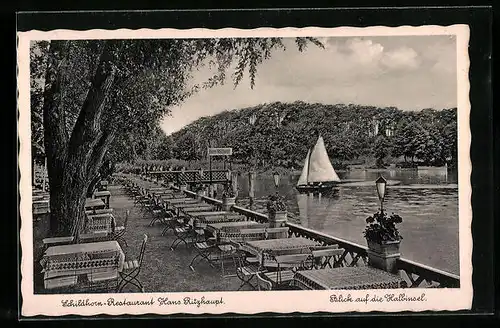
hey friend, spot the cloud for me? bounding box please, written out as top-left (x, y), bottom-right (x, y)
top-left (161, 36), bottom-right (457, 135)
top-left (381, 46), bottom-right (420, 70)
top-left (344, 38), bottom-right (384, 64)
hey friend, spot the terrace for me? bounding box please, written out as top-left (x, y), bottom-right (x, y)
top-left (34, 174), bottom-right (459, 294)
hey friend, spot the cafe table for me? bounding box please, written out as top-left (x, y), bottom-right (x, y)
top-left (93, 190), bottom-right (111, 209)
top-left (240, 237), bottom-right (320, 263)
top-left (33, 200), bottom-right (50, 219)
top-left (205, 221), bottom-right (261, 236)
top-left (180, 205), bottom-right (214, 213)
top-left (171, 201), bottom-right (204, 209)
top-left (162, 198), bottom-right (197, 205)
top-left (292, 266), bottom-right (406, 290)
top-left (195, 213), bottom-right (245, 223)
top-left (85, 198), bottom-right (106, 213)
top-left (40, 240), bottom-right (125, 290)
top-left (189, 211), bottom-right (229, 217)
top-left (85, 213), bottom-right (116, 234)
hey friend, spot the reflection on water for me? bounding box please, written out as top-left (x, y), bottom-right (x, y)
top-left (236, 168), bottom-right (459, 275)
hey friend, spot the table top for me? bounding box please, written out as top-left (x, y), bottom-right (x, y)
top-left (85, 198), bottom-right (105, 208)
top-left (32, 195), bottom-right (49, 201)
top-left (181, 205), bottom-right (215, 212)
top-left (33, 199), bottom-right (50, 205)
top-left (42, 240), bottom-right (125, 275)
top-left (293, 267), bottom-right (405, 290)
top-left (163, 198), bottom-right (196, 204)
top-left (197, 215), bottom-right (246, 224)
top-left (189, 211), bottom-right (229, 217)
top-left (242, 237), bottom-right (319, 255)
top-left (207, 220), bottom-right (260, 231)
top-left (149, 187), bottom-right (172, 191)
top-left (33, 207), bottom-right (50, 215)
top-left (172, 202), bottom-right (204, 208)
top-left (94, 191), bottom-right (111, 197)
top-left (45, 240), bottom-right (122, 257)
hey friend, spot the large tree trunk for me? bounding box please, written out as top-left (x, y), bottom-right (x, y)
top-left (43, 40), bottom-right (117, 236)
top-left (43, 41), bottom-right (70, 234)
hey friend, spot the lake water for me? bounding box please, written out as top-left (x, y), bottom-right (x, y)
top-left (233, 168), bottom-right (459, 275)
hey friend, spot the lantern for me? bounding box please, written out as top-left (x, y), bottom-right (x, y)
top-left (273, 171), bottom-right (280, 189)
top-left (375, 175), bottom-right (387, 212)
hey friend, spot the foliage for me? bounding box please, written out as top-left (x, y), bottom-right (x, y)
top-left (33, 37), bottom-right (323, 235)
top-left (161, 102), bottom-right (457, 170)
top-left (222, 184), bottom-right (236, 198)
top-left (363, 211), bottom-right (403, 244)
top-left (266, 192), bottom-right (287, 214)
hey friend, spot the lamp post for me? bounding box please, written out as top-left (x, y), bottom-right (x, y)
top-left (375, 175), bottom-right (387, 213)
top-left (248, 113), bottom-right (257, 208)
top-left (273, 171), bottom-right (280, 190)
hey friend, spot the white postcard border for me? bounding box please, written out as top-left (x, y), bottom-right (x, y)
top-left (18, 24), bottom-right (472, 316)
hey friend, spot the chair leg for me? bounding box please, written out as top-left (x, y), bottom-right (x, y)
top-left (116, 235), bottom-right (128, 248)
top-left (118, 271), bottom-right (144, 293)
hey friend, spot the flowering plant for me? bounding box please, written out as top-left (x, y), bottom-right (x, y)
top-left (222, 185), bottom-right (236, 198)
top-left (193, 183), bottom-right (205, 193)
top-left (363, 210), bottom-right (403, 243)
top-left (266, 193), bottom-right (287, 214)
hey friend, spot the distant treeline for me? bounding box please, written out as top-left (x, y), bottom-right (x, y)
top-left (133, 101), bottom-right (458, 170)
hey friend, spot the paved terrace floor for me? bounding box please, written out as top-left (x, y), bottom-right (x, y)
top-left (33, 183), bottom-right (243, 294)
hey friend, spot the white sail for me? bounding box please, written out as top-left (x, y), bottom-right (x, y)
top-left (297, 148), bottom-right (311, 186)
top-left (307, 136), bottom-right (341, 183)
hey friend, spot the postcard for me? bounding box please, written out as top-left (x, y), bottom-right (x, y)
top-left (18, 24), bottom-right (472, 316)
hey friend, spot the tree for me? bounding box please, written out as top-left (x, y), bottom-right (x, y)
top-left (372, 135), bottom-right (391, 168)
top-left (35, 37), bottom-right (324, 235)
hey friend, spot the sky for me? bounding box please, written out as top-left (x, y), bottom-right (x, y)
top-left (161, 35), bottom-right (457, 135)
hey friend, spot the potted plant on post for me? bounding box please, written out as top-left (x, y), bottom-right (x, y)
top-left (266, 192), bottom-right (288, 228)
top-left (194, 183), bottom-right (206, 201)
top-left (222, 184), bottom-right (236, 211)
top-left (363, 210), bottom-right (403, 273)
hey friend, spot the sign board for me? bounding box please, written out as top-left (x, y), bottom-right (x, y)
top-left (208, 148), bottom-right (233, 156)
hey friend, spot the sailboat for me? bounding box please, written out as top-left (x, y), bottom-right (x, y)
top-left (296, 135), bottom-right (341, 193)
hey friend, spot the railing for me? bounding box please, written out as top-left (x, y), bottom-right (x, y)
top-left (396, 258), bottom-right (460, 288)
top-left (230, 205), bottom-right (460, 289)
top-left (164, 178), bottom-right (460, 289)
top-left (146, 170), bottom-right (230, 184)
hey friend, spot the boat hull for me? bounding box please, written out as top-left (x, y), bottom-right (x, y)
top-left (296, 182), bottom-right (339, 194)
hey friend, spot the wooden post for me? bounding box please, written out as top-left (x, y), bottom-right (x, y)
top-left (231, 171), bottom-right (238, 198)
top-left (31, 158), bottom-right (35, 187)
top-left (248, 171), bottom-right (255, 208)
top-left (42, 157), bottom-right (47, 192)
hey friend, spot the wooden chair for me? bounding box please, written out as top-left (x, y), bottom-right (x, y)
top-left (84, 249), bottom-right (120, 292)
top-left (109, 210), bottom-right (129, 248)
top-left (117, 234), bottom-right (148, 292)
top-left (160, 204), bottom-right (182, 236)
top-left (258, 253), bottom-right (311, 290)
top-left (310, 247), bottom-right (345, 269)
top-left (229, 240), bottom-right (267, 290)
top-left (169, 217), bottom-right (203, 250)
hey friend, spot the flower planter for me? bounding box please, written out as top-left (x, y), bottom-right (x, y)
top-left (222, 196), bottom-right (236, 211)
top-left (366, 239), bottom-right (401, 274)
top-left (196, 191), bottom-right (206, 201)
top-left (268, 210), bottom-right (288, 228)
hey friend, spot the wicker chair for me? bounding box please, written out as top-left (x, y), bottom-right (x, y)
top-left (117, 234), bottom-right (148, 292)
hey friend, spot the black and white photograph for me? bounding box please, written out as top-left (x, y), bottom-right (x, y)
top-left (19, 25), bottom-right (472, 315)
